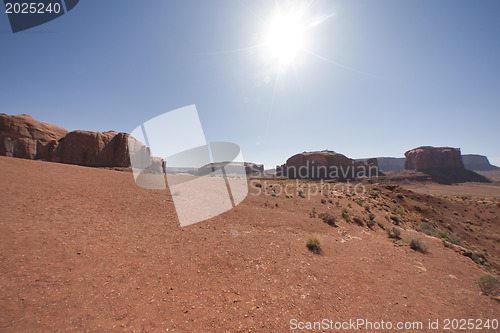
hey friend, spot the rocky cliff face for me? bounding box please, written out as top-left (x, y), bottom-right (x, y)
top-left (404, 146), bottom-right (489, 184)
top-left (1, 114), bottom-right (132, 167)
top-left (277, 150), bottom-right (380, 179)
top-left (462, 154), bottom-right (500, 171)
top-left (54, 130), bottom-right (131, 167)
top-left (0, 114), bottom-right (68, 160)
top-left (405, 146), bottom-right (464, 171)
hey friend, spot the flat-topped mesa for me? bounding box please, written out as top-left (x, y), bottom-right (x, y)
top-left (197, 162), bottom-right (264, 176)
top-left (462, 154), bottom-right (500, 171)
top-left (404, 146), bottom-right (489, 184)
top-left (276, 150), bottom-right (381, 180)
top-left (405, 146), bottom-right (464, 171)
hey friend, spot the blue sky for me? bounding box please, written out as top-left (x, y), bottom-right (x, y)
top-left (1, 0), bottom-right (499, 169)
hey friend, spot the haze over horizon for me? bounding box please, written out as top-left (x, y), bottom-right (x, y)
top-left (1, 0), bottom-right (499, 169)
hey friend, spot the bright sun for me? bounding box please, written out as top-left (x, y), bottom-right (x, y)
top-left (265, 10), bottom-right (306, 66)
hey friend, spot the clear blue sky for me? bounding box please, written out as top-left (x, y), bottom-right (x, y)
top-left (1, 0), bottom-right (499, 169)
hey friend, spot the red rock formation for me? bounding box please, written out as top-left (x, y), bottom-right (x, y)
top-left (277, 150), bottom-right (380, 179)
top-left (1, 114), bottom-right (134, 167)
top-left (54, 130), bottom-right (131, 167)
top-left (404, 146), bottom-right (489, 184)
top-left (405, 146), bottom-right (464, 171)
top-left (0, 114), bottom-right (68, 160)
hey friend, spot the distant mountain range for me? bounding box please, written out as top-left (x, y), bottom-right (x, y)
top-left (356, 155), bottom-right (499, 173)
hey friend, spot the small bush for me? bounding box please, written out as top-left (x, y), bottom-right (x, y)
top-left (376, 221), bottom-right (385, 230)
top-left (298, 190), bottom-right (306, 198)
top-left (440, 231), bottom-right (464, 246)
top-left (353, 216), bottom-right (364, 226)
top-left (478, 275), bottom-right (500, 296)
top-left (255, 182), bottom-right (262, 188)
top-left (417, 221), bottom-right (438, 237)
top-left (387, 227), bottom-right (401, 239)
top-left (341, 208), bottom-right (350, 222)
top-left (442, 240), bottom-right (454, 248)
top-left (391, 205), bottom-right (404, 215)
top-left (321, 198), bottom-right (327, 204)
top-left (306, 237), bottom-right (321, 253)
top-left (309, 207), bottom-right (317, 218)
top-left (319, 213), bottom-right (337, 227)
top-left (368, 213), bottom-right (375, 221)
top-left (366, 219), bottom-right (375, 229)
top-left (390, 215), bottom-right (400, 224)
top-left (409, 238), bottom-right (429, 253)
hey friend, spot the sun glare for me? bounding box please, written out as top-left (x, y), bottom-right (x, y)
top-left (265, 10), bottom-right (306, 66)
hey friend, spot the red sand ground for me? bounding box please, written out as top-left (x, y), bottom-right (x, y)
top-left (0, 156), bottom-right (498, 332)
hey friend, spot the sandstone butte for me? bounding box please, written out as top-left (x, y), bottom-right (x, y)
top-left (404, 146), bottom-right (489, 184)
top-left (276, 150), bottom-right (379, 179)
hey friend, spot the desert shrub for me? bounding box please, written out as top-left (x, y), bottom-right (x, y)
top-left (417, 221), bottom-right (439, 237)
top-left (387, 227), bottom-right (401, 239)
top-left (321, 199), bottom-right (327, 204)
top-left (309, 207), bottom-right (317, 218)
top-left (390, 215), bottom-right (400, 225)
top-left (368, 213), bottom-right (375, 221)
top-left (478, 275), bottom-right (500, 296)
top-left (470, 252), bottom-right (487, 265)
top-left (328, 199), bottom-right (333, 204)
top-left (341, 208), bottom-right (350, 222)
top-left (442, 240), bottom-right (454, 248)
top-left (391, 205), bottom-right (404, 215)
top-left (409, 238), bottom-right (429, 253)
top-left (376, 221), bottom-right (385, 230)
top-left (298, 190), bottom-right (305, 198)
top-left (319, 213), bottom-right (337, 227)
top-left (306, 237), bottom-right (321, 253)
top-left (439, 231), bottom-right (464, 246)
top-left (364, 205), bottom-right (371, 211)
top-left (366, 219), bottom-right (375, 229)
top-left (255, 182), bottom-right (262, 188)
top-left (353, 216), bottom-right (364, 226)
top-left (497, 202), bottom-right (500, 208)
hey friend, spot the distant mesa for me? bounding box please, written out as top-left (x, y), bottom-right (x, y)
top-left (357, 154), bottom-right (498, 173)
top-left (462, 154), bottom-right (500, 171)
top-left (356, 157), bottom-right (406, 173)
top-left (404, 146), bottom-right (490, 184)
top-left (197, 162), bottom-right (264, 176)
top-left (277, 150), bottom-right (381, 180)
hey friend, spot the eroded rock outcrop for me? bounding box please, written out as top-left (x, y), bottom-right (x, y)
top-left (0, 114), bottom-right (68, 160)
top-left (54, 130), bottom-right (131, 167)
top-left (1, 114), bottom-right (133, 167)
top-left (404, 146), bottom-right (489, 184)
top-left (277, 150), bottom-right (381, 179)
